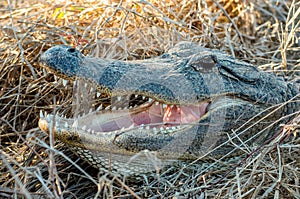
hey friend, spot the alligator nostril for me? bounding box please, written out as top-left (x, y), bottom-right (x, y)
top-left (68, 48), bottom-right (76, 53)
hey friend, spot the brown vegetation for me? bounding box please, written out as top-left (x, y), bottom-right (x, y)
top-left (0, 0), bottom-right (299, 198)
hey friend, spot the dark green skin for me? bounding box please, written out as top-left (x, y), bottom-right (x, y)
top-left (40, 42), bottom-right (299, 173)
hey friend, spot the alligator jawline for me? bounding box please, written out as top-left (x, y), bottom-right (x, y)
top-left (38, 72), bottom-right (210, 134)
top-left (39, 95), bottom-right (210, 134)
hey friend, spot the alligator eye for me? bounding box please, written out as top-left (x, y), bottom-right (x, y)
top-left (188, 54), bottom-right (218, 73)
top-left (68, 48), bottom-right (76, 53)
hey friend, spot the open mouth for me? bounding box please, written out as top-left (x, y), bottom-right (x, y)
top-left (39, 78), bottom-right (210, 134)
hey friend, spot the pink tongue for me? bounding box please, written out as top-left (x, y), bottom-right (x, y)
top-left (163, 105), bottom-right (181, 124)
top-left (99, 102), bottom-right (209, 131)
top-left (163, 103), bottom-right (208, 125)
top-left (131, 102), bottom-right (163, 126)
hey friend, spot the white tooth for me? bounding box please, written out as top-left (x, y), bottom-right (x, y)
top-left (54, 75), bottom-right (58, 81)
top-left (96, 104), bottom-right (103, 111)
top-left (62, 79), bottom-right (68, 86)
top-left (72, 120), bottom-right (78, 128)
top-left (145, 126), bottom-right (150, 130)
top-left (135, 94), bottom-right (138, 98)
top-left (160, 127), bottom-right (164, 131)
top-left (155, 101), bottom-right (159, 106)
top-left (117, 96), bottom-right (121, 101)
top-left (142, 96), bottom-right (145, 100)
top-left (39, 110), bottom-right (44, 118)
top-left (162, 104), bottom-right (167, 108)
top-left (129, 124), bottom-right (135, 129)
top-left (43, 68), bottom-right (47, 75)
top-left (129, 106), bottom-right (133, 109)
top-left (87, 129), bottom-right (91, 133)
top-left (112, 106), bottom-right (116, 111)
top-left (105, 106), bottom-right (110, 110)
top-left (84, 83), bottom-right (88, 88)
top-left (46, 114), bottom-right (51, 121)
top-left (82, 125), bottom-right (86, 130)
top-left (55, 122), bottom-right (59, 127)
top-left (118, 107), bottom-right (123, 110)
top-left (171, 126), bottom-right (177, 130)
top-left (170, 105), bottom-right (174, 108)
top-left (64, 122), bottom-right (68, 128)
top-left (149, 98), bottom-right (153, 102)
top-left (121, 127), bottom-right (125, 132)
top-left (97, 92), bottom-right (101, 97)
top-left (153, 127), bottom-right (157, 132)
top-left (90, 87), bottom-right (94, 92)
top-left (92, 130), bottom-right (95, 134)
top-left (89, 108), bottom-right (93, 113)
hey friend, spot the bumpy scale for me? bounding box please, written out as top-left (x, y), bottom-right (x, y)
top-left (38, 42), bottom-right (299, 175)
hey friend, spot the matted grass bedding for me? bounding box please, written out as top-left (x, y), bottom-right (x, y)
top-left (0, 0), bottom-right (300, 198)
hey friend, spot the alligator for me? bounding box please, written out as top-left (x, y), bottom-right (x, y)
top-left (38, 42), bottom-right (299, 175)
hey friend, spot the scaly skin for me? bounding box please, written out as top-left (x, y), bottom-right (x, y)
top-left (38, 42), bottom-right (299, 175)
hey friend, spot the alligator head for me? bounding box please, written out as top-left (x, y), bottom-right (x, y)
top-left (39, 42), bottom-right (299, 175)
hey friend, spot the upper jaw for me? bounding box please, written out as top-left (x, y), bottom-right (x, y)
top-left (37, 71), bottom-right (211, 135)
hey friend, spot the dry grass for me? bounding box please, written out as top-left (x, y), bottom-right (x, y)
top-left (0, 0), bottom-right (300, 198)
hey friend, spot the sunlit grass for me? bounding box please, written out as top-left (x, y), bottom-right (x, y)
top-left (0, 0), bottom-right (299, 198)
